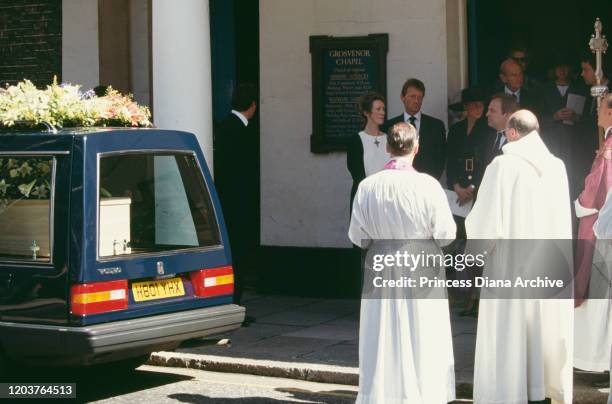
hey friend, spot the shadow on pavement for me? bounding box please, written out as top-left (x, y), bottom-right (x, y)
top-left (4, 365), bottom-right (192, 403)
top-left (169, 393), bottom-right (298, 404)
top-left (169, 389), bottom-right (356, 404)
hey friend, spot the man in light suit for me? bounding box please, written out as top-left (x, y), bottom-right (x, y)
top-left (382, 78), bottom-right (446, 179)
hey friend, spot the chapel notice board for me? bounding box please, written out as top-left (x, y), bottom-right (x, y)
top-left (310, 34), bottom-right (388, 153)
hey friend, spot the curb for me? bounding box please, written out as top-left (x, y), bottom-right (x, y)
top-left (149, 352), bottom-right (474, 397)
top-left (148, 352), bottom-right (609, 403)
top-left (148, 352), bottom-right (360, 386)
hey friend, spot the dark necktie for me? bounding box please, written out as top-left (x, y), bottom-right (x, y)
top-left (506, 91), bottom-right (519, 104)
top-left (493, 131), bottom-right (505, 152)
top-left (408, 116), bottom-right (416, 128)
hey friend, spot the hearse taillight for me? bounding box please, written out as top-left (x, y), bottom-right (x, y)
top-left (190, 266), bottom-right (234, 298)
top-left (70, 280), bottom-right (128, 315)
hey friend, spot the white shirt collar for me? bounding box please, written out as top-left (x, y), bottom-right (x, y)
top-left (504, 86), bottom-right (521, 98)
top-left (403, 111), bottom-right (422, 122)
top-left (556, 84), bottom-right (569, 94)
top-left (495, 130), bottom-right (507, 146)
top-left (231, 110), bottom-right (249, 127)
top-left (606, 126), bottom-right (612, 140)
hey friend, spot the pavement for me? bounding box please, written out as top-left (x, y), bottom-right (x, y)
top-left (150, 291), bottom-right (611, 403)
top-left (91, 366), bottom-right (359, 404)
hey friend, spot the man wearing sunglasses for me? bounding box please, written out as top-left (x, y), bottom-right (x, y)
top-left (508, 44), bottom-right (539, 91)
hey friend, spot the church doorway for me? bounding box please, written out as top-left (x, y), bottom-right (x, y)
top-left (210, 0), bottom-right (261, 291)
top-left (469, 0), bottom-right (612, 87)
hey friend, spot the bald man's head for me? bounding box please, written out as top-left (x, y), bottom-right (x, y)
top-left (506, 109), bottom-right (539, 142)
top-left (500, 58), bottom-right (524, 92)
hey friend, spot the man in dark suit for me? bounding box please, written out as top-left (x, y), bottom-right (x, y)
top-left (575, 53), bottom-right (611, 187)
top-left (507, 44), bottom-right (539, 91)
top-left (580, 54), bottom-right (610, 114)
top-left (540, 55), bottom-right (584, 131)
top-left (382, 78), bottom-right (446, 179)
top-left (214, 83), bottom-right (257, 308)
top-left (496, 58), bottom-right (541, 117)
top-left (482, 93), bottom-right (520, 167)
top-left (539, 55), bottom-right (586, 197)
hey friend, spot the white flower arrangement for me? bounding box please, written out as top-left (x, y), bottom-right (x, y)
top-left (0, 78), bottom-right (152, 129)
top-left (0, 79), bottom-right (152, 211)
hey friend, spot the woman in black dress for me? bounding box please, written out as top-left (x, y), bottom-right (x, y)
top-left (446, 87), bottom-right (492, 233)
top-left (446, 87), bottom-right (493, 315)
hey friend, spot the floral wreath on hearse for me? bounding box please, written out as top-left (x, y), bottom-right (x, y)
top-left (0, 78), bottom-right (152, 212)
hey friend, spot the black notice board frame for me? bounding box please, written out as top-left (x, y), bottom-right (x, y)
top-left (309, 33), bottom-right (388, 154)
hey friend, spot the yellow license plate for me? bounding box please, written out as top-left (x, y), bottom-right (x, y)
top-left (132, 277), bottom-right (185, 302)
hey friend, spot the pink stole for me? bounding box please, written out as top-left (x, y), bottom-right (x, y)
top-left (384, 158), bottom-right (415, 172)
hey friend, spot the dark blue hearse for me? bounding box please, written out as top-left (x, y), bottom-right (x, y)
top-left (0, 128), bottom-right (244, 374)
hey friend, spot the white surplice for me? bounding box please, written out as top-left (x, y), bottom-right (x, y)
top-left (574, 189), bottom-right (612, 372)
top-left (465, 131), bottom-right (574, 404)
top-left (348, 159), bottom-right (457, 404)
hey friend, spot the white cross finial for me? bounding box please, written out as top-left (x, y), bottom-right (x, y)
top-left (30, 240), bottom-right (40, 260)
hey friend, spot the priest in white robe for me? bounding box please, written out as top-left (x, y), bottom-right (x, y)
top-left (465, 110), bottom-right (574, 404)
top-left (349, 122), bottom-right (457, 404)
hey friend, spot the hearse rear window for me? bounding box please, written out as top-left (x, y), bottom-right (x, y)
top-left (0, 156), bottom-right (54, 262)
top-left (98, 152), bottom-right (220, 258)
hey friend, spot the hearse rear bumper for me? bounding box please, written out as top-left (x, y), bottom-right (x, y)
top-left (0, 304), bottom-right (244, 366)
